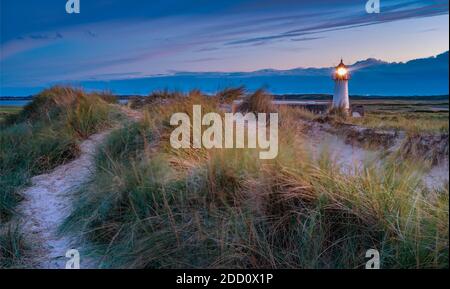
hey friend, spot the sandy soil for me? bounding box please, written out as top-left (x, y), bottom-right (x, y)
top-left (306, 130), bottom-right (380, 173)
top-left (425, 162), bottom-right (450, 191)
top-left (15, 106), bottom-right (144, 269)
top-left (301, 119), bottom-right (449, 190)
top-left (17, 131), bottom-right (110, 269)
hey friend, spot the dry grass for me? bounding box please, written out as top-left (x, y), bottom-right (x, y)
top-left (61, 89), bottom-right (449, 269)
top-left (349, 111), bottom-right (449, 135)
top-left (0, 86), bottom-right (120, 267)
top-left (215, 86), bottom-right (246, 104)
top-left (129, 89), bottom-right (185, 109)
top-left (0, 224), bottom-right (30, 268)
top-left (238, 89), bottom-right (275, 114)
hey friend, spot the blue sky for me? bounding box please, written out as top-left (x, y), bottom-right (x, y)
top-left (0, 0), bottom-right (449, 92)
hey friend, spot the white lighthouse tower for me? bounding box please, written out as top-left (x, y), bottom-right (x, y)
top-left (332, 59), bottom-right (350, 111)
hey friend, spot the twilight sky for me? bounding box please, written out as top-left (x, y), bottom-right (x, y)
top-left (0, 0), bottom-right (449, 91)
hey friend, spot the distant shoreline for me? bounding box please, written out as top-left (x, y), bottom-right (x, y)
top-left (1, 94), bottom-right (449, 102)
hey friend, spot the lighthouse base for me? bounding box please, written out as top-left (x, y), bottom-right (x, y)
top-left (332, 80), bottom-right (350, 111)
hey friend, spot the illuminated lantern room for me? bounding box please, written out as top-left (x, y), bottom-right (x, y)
top-left (333, 59), bottom-right (350, 80)
top-left (332, 59), bottom-right (350, 111)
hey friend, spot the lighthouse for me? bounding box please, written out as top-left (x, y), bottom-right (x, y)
top-left (332, 59), bottom-right (350, 111)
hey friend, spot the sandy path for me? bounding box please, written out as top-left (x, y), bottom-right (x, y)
top-left (18, 131), bottom-right (110, 269)
top-left (424, 162), bottom-right (450, 191)
top-left (305, 130), bottom-right (379, 173)
top-left (301, 120), bottom-right (379, 174)
top-left (301, 120), bottom-right (449, 190)
top-left (16, 106), bottom-right (144, 269)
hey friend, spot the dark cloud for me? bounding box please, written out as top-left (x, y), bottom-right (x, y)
top-left (1, 0), bottom-right (448, 89)
top-left (17, 33), bottom-right (63, 40)
top-left (195, 47), bottom-right (220, 52)
top-left (184, 57), bottom-right (222, 63)
top-left (225, 1), bottom-right (448, 46)
top-left (86, 71), bottom-right (143, 80)
top-left (86, 30), bottom-right (98, 38)
top-left (290, 37), bottom-right (324, 42)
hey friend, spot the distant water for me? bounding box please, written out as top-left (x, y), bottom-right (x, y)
top-left (0, 99), bottom-right (129, 107)
top-left (0, 100), bottom-right (31, 107)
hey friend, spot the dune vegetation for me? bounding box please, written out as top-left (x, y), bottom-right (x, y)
top-left (0, 86), bottom-right (120, 267)
top-left (342, 98), bottom-right (449, 135)
top-left (0, 107), bottom-right (22, 123)
top-left (1, 87), bottom-right (448, 269)
top-left (58, 89), bottom-right (449, 269)
top-left (349, 111), bottom-right (449, 135)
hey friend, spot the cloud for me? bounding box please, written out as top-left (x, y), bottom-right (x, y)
top-left (290, 37), bottom-right (324, 42)
top-left (85, 71), bottom-right (143, 80)
top-left (86, 30), bottom-right (98, 38)
top-left (14, 32), bottom-right (63, 41)
top-left (0, 38), bottom-right (54, 61)
top-left (225, 1), bottom-right (448, 46)
top-left (184, 57), bottom-right (222, 63)
top-left (0, 0), bottom-right (448, 87)
top-left (28, 33), bottom-right (63, 40)
top-left (195, 47), bottom-right (220, 52)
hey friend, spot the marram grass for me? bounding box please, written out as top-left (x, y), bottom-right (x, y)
top-left (0, 86), bottom-right (119, 267)
top-left (60, 91), bottom-right (448, 269)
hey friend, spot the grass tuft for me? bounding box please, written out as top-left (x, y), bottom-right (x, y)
top-left (215, 86), bottom-right (246, 104)
top-left (1, 87), bottom-right (117, 223)
top-left (0, 224), bottom-right (30, 268)
top-left (238, 89), bottom-right (275, 114)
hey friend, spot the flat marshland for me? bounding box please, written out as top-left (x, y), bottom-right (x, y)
top-left (348, 97), bottom-right (449, 134)
top-left (1, 88), bottom-right (448, 269)
top-left (0, 107), bottom-right (22, 123)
